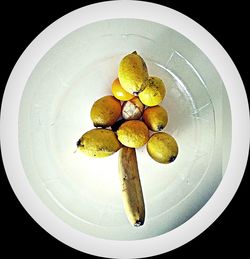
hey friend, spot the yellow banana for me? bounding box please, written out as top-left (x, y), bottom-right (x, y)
top-left (118, 147), bottom-right (145, 226)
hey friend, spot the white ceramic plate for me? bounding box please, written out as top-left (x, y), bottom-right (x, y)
top-left (1, 1), bottom-right (249, 258)
top-left (18, 18), bottom-right (226, 240)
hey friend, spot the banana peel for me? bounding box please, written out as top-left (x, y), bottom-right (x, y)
top-left (118, 147), bottom-right (145, 227)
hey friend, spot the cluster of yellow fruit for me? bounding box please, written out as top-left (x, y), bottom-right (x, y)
top-left (77, 51), bottom-right (178, 164)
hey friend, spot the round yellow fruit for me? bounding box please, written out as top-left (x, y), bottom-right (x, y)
top-left (111, 78), bottom-right (134, 101)
top-left (118, 51), bottom-right (149, 94)
top-left (147, 132), bottom-right (178, 164)
top-left (138, 76), bottom-right (166, 106)
top-left (143, 106), bottom-right (168, 131)
top-left (77, 129), bottom-right (122, 158)
top-left (117, 120), bottom-right (149, 148)
top-left (90, 95), bottom-right (121, 127)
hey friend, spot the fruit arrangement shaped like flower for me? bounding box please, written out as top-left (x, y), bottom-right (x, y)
top-left (76, 51), bottom-right (178, 227)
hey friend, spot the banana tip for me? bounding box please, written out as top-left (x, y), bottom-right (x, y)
top-left (134, 220), bottom-right (144, 227)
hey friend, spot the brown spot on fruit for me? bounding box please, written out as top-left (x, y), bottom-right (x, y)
top-left (169, 156), bottom-right (176, 163)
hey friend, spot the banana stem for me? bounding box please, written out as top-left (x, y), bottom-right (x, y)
top-left (118, 147), bottom-right (145, 227)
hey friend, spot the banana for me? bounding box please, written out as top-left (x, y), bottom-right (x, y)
top-left (118, 147), bottom-right (145, 226)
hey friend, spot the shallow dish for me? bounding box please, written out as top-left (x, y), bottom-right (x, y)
top-left (18, 18), bottom-right (230, 240)
top-left (1, 1), bottom-right (248, 258)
